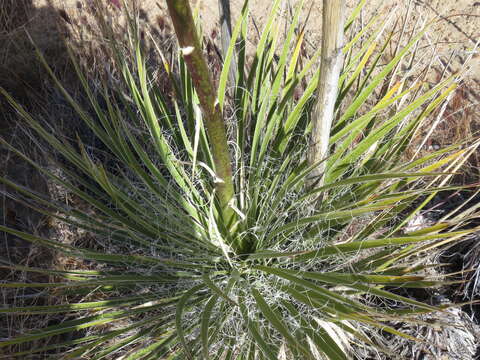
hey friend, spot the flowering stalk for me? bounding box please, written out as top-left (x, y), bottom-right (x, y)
top-left (308, 0), bottom-right (346, 188)
top-left (165, 0), bottom-right (237, 239)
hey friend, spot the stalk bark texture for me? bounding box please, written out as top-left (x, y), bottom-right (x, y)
top-left (308, 0), bottom-right (346, 187)
top-left (166, 0), bottom-right (235, 228)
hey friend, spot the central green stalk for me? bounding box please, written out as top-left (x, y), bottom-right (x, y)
top-left (166, 0), bottom-right (239, 247)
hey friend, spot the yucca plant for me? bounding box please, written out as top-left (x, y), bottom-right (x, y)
top-left (1, 0), bottom-right (478, 358)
